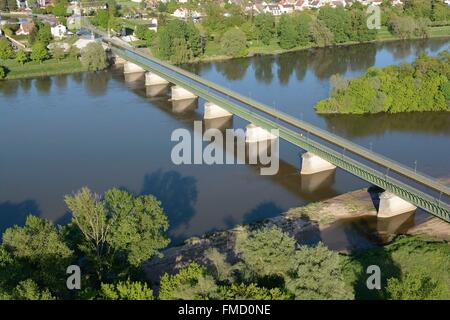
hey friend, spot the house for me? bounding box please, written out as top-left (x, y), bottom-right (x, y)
top-left (37, 0), bottom-right (51, 7)
top-left (263, 4), bottom-right (282, 16)
top-left (16, 0), bottom-right (28, 9)
top-left (294, 0), bottom-right (309, 10)
top-left (16, 22), bottom-right (35, 35)
top-left (280, 4), bottom-right (294, 14)
top-left (51, 24), bottom-right (67, 39)
top-left (172, 8), bottom-right (188, 19)
top-left (308, 0), bottom-right (322, 8)
top-left (148, 18), bottom-right (158, 32)
top-left (391, 0), bottom-right (403, 5)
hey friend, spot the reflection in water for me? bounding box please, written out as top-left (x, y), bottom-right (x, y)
top-left (320, 112), bottom-right (450, 138)
top-left (83, 71), bottom-right (110, 96)
top-left (35, 77), bottom-right (52, 93)
top-left (254, 55), bottom-right (275, 84)
top-left (214, 57), bottom-right (251, 81)
top-left (140, 170), bottom-right (198, 240)
top-left (19, 78), bottom-right (32, 93)
top-left (172, 98), bottom-right (198, 113)
top-left (300, 169), bottom-right (336, 194)
top-left (0, 200), bottom-right (40, 234)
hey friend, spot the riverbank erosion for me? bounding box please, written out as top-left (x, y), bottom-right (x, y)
top-left (144, 188), bottom-right (450, 287)
top-left (315, 49), bottom-right (450, 114)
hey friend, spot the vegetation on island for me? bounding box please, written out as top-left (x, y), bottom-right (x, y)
top-left (0, 186), bottom-right (449, 300)
top-left (315, 50), bottom-right (450, 113)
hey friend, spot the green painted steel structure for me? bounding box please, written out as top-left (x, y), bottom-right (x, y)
top-left (86, 24), bottom-right (450, 222)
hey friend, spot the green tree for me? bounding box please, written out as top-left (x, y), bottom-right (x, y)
top-left (107, 0), bottom-right (117, 17)
top-left (159, 262), bottom-right (219, 300)
top-left (64, 187), bottom-right (169, 280)
top-left (220, 27), bottom-right (247, 58)
top-left (236, 227), bottom-right (295, 278)
top-left (51, 45), bottom-right (66, 61)
top-left (219, 283), bottom-right (288, 300)
top-left (286, 243), bottom-right (354, 300)
top-left (100, 280), bottom-right (154, 300)
top-left (318, 5), bottom-right (351, 43)
top-left (1, 215), bottom-right (73, 295)
top-left (6, 279), bottom-right (55, 300)
top-left (52, 0), bottom-right (68, 17)
top-left (15, 50), bottom-right (29, 65)
top-left (0, 65), bottom-right (6, 79)
top-left (0, 38), bottom-right (15, 60)
top-left (30, 42), bottom-right (50, 63)
top-left (94, 10), bottom-right (110, 29)
top-left (296, 13), bottom-right (312, 47)
top-left (37, 23), bottom-right (53, 46)
top-left (278, 15), bottom-right (298, 50)
top-left (205, 248), bottom-right (235, 283)
top-left (80, 42), bottom-right (108, 71)
top-left (310, 19), bottom-right (334, 47)
top-left (387, 272), bottom-right (439, 300)
top-left (170, 38), bottom-right (192, 64)
top-left (254, 13), bottom-right (275, 45)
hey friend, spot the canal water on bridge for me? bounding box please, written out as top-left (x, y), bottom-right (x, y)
top-left (1, 38), bottom-right (449, 248)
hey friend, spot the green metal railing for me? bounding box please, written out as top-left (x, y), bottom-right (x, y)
top-left (83, 22), bottom-right (450, 222)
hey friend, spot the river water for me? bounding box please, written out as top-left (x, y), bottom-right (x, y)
top-left (1, 38), bottom-right (449, 246)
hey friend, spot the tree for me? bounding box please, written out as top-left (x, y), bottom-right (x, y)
top-left (278, 15), bottom-right (298, 50)
top-left (286, 243), bottom-right (354, 300)
top-left (51, 45), bottom-right (66, 61)
top-left (37, 23), bottom-right (53, 46)
top-left (236, 227), bottom-right (296, 278)
top-left (170, 38), bottom-right (192, 64)
top-left (52, 0), bottom-right (68, 17)
top-left (205, 248), bottom-right (235, 283)
top-left (159, 262), bottom-right (219, 300)
top-left (100, 280), bottom-right (154, 300)
top-left (64, 187), bottom-right (169, 280)
top-left (1, 215), bottom-right (73, 294)
top-left (387, 272), bottom-right (439, 300)
top-left (0, 38), bottom-right (15, 60)
top-left (80, 42), bottom-right (108, 71)
top-left (15, 50), bottom-right (29, 65)
top-left (310, 19), bottom-right (334, 47)
top-left (107, 0), bottom-right (117, 17)
top-left (296, 13), bottom-right (312, 47)
top-left (0, 65), bottom-right (6, 79)
top-left (318, 5), bottom-right (351, 43)
top-left (220, 27), bottom-right (247, 58)
top-left (94, 10), bottom-right (110, 29)
top-left (254, 13), bottom-right (275, 45)
top-left (68, 45), bottom-right (80, 59)
top-left (6, 279), bottom-right (55, 300)
top-left (30, 42), bottom-right (50, 63)
top-left (219, 283), bottom-right (288, 300)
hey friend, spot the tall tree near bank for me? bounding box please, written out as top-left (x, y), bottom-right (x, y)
top-left (254, 13), bottom-right (275, 45)
top-left (80, 42), bottom-right (108, 71)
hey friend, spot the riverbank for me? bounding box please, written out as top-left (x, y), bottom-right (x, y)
top-left (195, 26), bottom-right (450, 63)
top-left (0, 58), bottom-right (86, 80)
top-left (144, 188), bottom-right (450, 285)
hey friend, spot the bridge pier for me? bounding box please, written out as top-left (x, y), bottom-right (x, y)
top-left (300, 169), bottom-right (335, 193)
top-left (113, 55), bottom-right (127, 65)
top-left (171, 86), bottom-right (198, 101)
top-left (145, 72), bottom-right (169, 97)
top-left (172, 99), bottom-right (198, 113)
top-left (245, 124), bottom-right (277, 143)
top-left (124, 61), bottom-right (145, 74)
top-left (204, 102), bottom-right (232, 120)
top-left (300, 152), bottom-right (336, 175)
top-left (378, 192), bottom-right (417, 218)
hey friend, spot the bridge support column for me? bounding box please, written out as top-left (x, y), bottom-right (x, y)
top-left (245, 124), bottom-right (277, 143)
top-left (145, 72), bottom-right (169, 86)
top-left (123, 61), bottom-right (145, 74)
top-left (378, 192), bottom-right (416, 218)
top-left (171, 86), bottom-right (198, 101)
top-left (113, 55), bottom-right (127, 65)
top-left (300, 152), bottom-right (336, 175)
top-left (204, 102), bottom-right (232, 120)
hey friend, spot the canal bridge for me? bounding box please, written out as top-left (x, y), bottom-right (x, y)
top-left (85, 23), bottom-right (450, 223)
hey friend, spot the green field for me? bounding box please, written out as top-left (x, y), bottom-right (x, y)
top-left (1, 58), bottom-right (86, 80)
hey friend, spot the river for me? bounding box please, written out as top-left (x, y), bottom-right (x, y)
top-left (0, 37), bottom-right (449, 244)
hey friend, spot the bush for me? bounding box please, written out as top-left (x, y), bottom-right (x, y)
top-left (0, 65), bottom-right (6, 79)
top-left (30, 42), bottom-right (49, 63)
top-left (80, 42), bottom-right (108, 71)
top-left (0, 38), bottom-right (15, 60)
top-left (220, 27), bottom-right (247, 58)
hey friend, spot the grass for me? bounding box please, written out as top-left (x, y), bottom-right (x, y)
top-left (1, 58), bottom-right (86, 80)
top-left (341, 235), bottom-right (450, 299)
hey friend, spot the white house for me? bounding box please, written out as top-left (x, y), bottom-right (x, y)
top-left (51, 24), bottom-right (67, 39)
top-left (280, 4), bottom-right (294, 14)
top-left (149, 18), bottom-right (158, 32)
top-left (294, 0), bottom-right (309, 10)
top-left (172, 8), bottom-right (188, 19)
top-left (16, 0), bottom-right (28, 9)
top-left (263, 4), bottom-right (282, 16)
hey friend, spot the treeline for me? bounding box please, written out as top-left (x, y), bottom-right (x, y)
top-left (1, 187), bottom-right (449, 299)
top-left (315, 50), bottom-right (450, 113)
top-left (147, 0), bottom-right (450, 62)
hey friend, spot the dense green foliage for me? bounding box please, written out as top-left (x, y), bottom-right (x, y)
top-left (80, 42), bottom-right (108, 71)
top-left (316, 51), bottom-right (450, 113)
top-left (0, 65), bottom-right (5, 79)
top-left (0, 187), bottom-right (169, 299)
top-left (220, 27), bottom-right (248, 58)
top-left (15, 50), bottom-right (29, 65)
top-left (30, 42), bottom-right (50, 63)
top-left (0, 39), bottom-right (15, 60)
top-left (343, 235), bottom-right (450, 299)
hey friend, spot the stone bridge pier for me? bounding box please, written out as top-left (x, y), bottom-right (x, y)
top-left (145, 72), bottom-right (169, 97)
top-left (377, 192), bottom-right (417, 218)
top-left (123, 61), bottom-right (145, 82)
top-left (300, 152), bottom-right (336, 175)
top-left (171, 86), bottom-right (198, 113)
